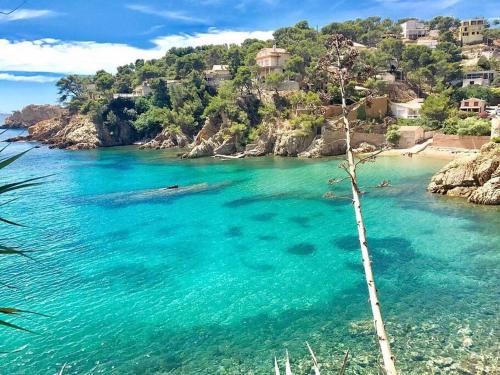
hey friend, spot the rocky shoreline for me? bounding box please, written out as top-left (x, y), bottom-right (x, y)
top-left (5, 108), bottom-right (388, 158)
top-left (428, 142), bottom-right (500, 205)
top-left (2, 104), bottom-right (63, 129)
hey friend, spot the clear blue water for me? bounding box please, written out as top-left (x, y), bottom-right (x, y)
top-left (0, 130), bottom-right (499, 374)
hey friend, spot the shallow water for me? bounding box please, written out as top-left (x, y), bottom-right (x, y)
top-left (0, 130), bottom-right (499, 374)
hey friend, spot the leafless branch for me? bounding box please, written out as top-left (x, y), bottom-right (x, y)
top-left (0, 0), bottom-right (28, 15)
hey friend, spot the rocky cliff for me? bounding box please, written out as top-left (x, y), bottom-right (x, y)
top-left (140, 129), bottom-right (190, 150)
top-left (428, 143), bottom-right (500, 205)
top-left (14, 111), bottom-right (136, 150)
top-left (3, 105), bottom-right (63, 128)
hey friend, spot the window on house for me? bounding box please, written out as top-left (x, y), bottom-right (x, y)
top-left (474, 102), bottom-right (479, 106)
top-left (464, 102), bottom-right (469, 106)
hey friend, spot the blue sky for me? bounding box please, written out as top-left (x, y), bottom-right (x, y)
top-left (0, 0), bottom-right (498, 112)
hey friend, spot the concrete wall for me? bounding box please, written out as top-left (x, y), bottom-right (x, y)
top-left (433, 133), bottom-right (491, 149)
top-left (398, 127), bottom-right (425, 148)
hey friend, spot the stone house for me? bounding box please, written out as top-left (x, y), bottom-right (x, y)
top-left (462, 70), bottom-right (497, 87)
top-left (390, 98), bottom-right (424, 119)
top-left (401, 20), bottom-right (428, 41)
top-left (398, 126), bottom-right (425, 148)
top-left (459, 19), bottom-right (485, 45)
top-left (204, 65), bottom-right (232, 87)
top-left (460, 98), bottom-right (486, 113)
top-left (255, 46), bottom-right (290, 78)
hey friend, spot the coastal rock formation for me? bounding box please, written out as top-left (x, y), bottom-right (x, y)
top-left (140, 130), bottom-right (190, 149)
top-left (273, 130), bottom-right (316, 156)
top-left (244, 124), bottom-right (277, 157)
top-left (427, 143), bottom-right (500, 205)
top-left (24, 112), bottom-right (136, 149)
top-left (3, 105), bottom-right (63, 128)
top-left (184, 115), bottom-right (241, 158)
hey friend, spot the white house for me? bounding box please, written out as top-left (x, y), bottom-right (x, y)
top-left (401, 20), bottom-right (428, 40)
top-left (390, 98), bottom-right (424, 119)
top-left (462, 71), bottom-right (497, 87)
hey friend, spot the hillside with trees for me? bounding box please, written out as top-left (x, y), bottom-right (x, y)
top-left (20, 16), bottom-right (499, 154)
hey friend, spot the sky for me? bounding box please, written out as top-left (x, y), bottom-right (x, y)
top-left (0, 0), bottom-right (498, 113)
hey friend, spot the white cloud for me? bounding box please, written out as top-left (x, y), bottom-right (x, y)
top-left (126, 4), bottom-right (207, 23)
top-left (0, 29), bottom-right (273, 75)
top-left (0, 9), bottom-right (58, 22)
top-left (0, 73), bottom-right (59, 83)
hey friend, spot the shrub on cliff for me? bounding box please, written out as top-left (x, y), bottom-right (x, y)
top-left (442, 117), bottom-right (492, 136)
top-left (290, 114), bottom-right (324, 137)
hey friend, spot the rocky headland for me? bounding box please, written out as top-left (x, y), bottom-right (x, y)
top-left (428, 142), bottom-right (500, 205)
top-left (7, 110), bottom-right (136, 150)
top-left (2, 104), bottom-right (63, 129)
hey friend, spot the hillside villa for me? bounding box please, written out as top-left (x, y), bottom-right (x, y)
top-left (462, 70), bottom-right (497, 87)
top-left (204, 65), bottom-right (232, 87)
top-left (255, 46), bottom-right (290, 78)
top-left (460, 98), bottom-right (486, 113)
top-left (401, 19), bottom-right (428, 41)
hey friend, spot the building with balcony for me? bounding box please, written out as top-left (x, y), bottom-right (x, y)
top-left (460, 98), bottom-right (486, 113)
top-left (255, 46), bottom-right (290, 78)
top-left (401, 20), bottom-right (428, 41)
top-left (462, 70), bottom-right (497, 87)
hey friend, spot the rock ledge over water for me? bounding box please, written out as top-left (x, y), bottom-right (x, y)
top-left (427, 142), bottom-right (500, 205)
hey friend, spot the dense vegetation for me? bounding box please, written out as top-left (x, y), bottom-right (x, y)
top-left (56, 16), bottom-right (500, 146)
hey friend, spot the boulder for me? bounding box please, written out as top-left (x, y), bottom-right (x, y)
top-left (141, 130), bottom-right (190, 149)
top-left (4, 105), bottom-right (63, 128)
top-left (273, 130), bottom-right (316, 156)
top-left (244, 123), bottom-right (277, 157)
top-left (428, 143), bottom-right (500, 205)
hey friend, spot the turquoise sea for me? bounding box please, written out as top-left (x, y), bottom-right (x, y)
top-left (0, 129), bottom-right (499, 374)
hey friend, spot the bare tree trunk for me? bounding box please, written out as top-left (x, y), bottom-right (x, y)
top-left (339, 76), bottom-right (397, 374)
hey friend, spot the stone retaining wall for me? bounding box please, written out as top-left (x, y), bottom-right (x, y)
top-left (433, 133), bottom-right (491, 149)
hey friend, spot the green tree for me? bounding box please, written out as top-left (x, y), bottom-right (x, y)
top-left (265, 72), bottom-right (286, 94)
top-left (56, 75), bottom-right (86, 103)
top-left (453, 85), bottom-right (493, 104)
top-left (95, 70), bottom-right (114, 92)
top-left (151, 78), bottom-right (170, 108)
top-left (477, 56), bottom-right (491, 70)
top-left (421, 93), bottom-right (453, 126)
top-left (377, 38), bottom-right (405, 63)
top-left (233, 66), bottom-right (252, 93)
top-left (428, 16), bottom-right (460, 32)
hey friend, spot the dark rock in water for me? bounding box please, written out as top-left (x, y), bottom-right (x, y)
top-left (250, 212), bottom-right (276, 222)
top-left (288, 216), bottom-right (311, 228)
top-left (226, 226), bottom-right (243, 237)
top-left (287, 243), bottom-right (316, 255)
top-left (258, 234), bottom-right (278, 241)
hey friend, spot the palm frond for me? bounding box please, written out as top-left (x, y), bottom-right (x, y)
top-left (0, 319), bottom-right (35, 334)
top-left (0, 149), bottom-right (32, 169)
